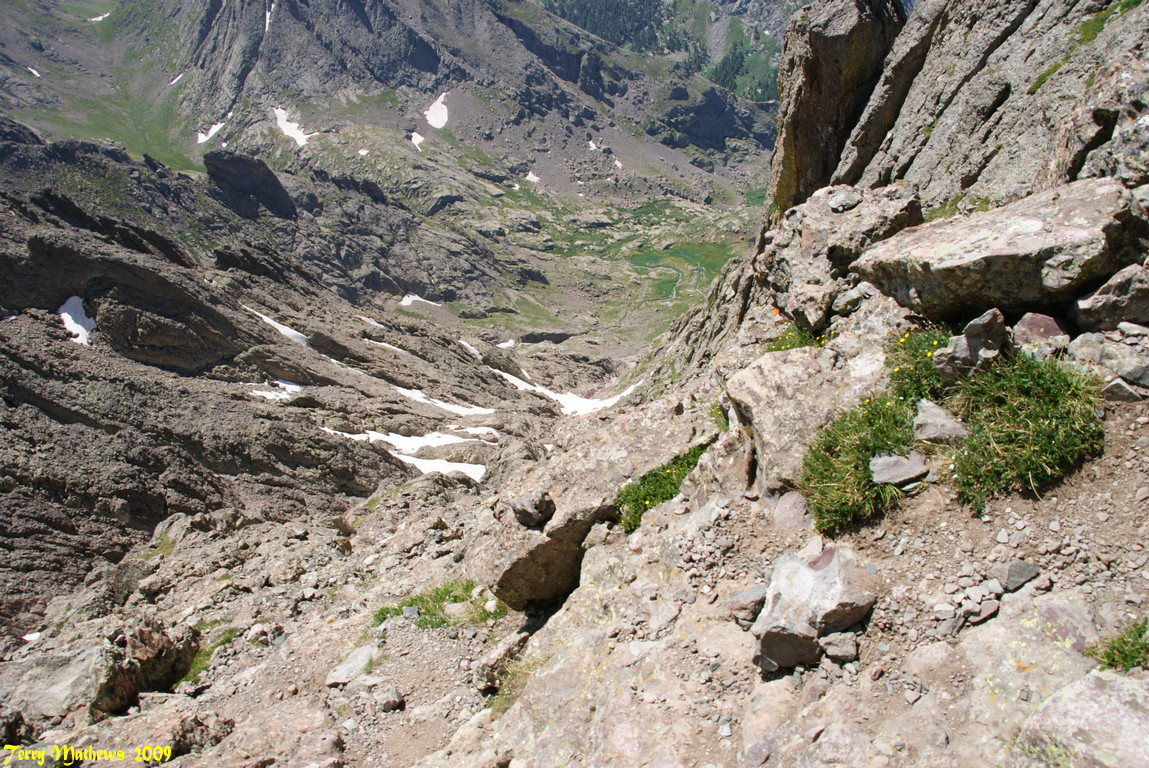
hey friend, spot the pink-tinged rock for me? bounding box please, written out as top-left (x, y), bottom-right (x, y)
top-left (773, 491), bottom-right (813, 530)
top-left (1075, 263), bottom-right (1149, 331)
top-left (1011, 672), bottom-right (1149, 768)
top-left (1013, 312), bottom-right (1071, 359)
top-left (853, 178), bottom-right (1141, 320)
top-left (750, 544), bottom-right (877, 671)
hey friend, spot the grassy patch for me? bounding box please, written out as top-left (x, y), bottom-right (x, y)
top-left (800, 396), bottom-right (912, 535)
top-left (799, 329), bottom-right (1103, 532)
top-left (1087, 618), bottom-right (1149, 671)
top-left (143, 533), bottom-right (175, 559)
top-left (951, 354), bottom-right (1103, 507)
top-left (1028, 58), bottom-right (1067, 94)
top-left (615, 445), bottom-right (707, 533)
top-left (490, 654), bottom-right (550, 717)
top-left (708, 401), bottom-right (729, 433)
top-left (371, 579), bottom-right (507, 629)
top-left (179, 627), bottom-right (238, 685)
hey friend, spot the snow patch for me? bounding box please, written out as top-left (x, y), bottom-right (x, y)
top-left (27, 67), bottom-right (40, 78)
top-left (366, 339), bottom-right (408, 355)
top-left (273, 107), bottom-right (317, 147)
top-left (169, 73), bottom-right (184, 86)
top-left (588, 140), bottom-right (598, 150)
top-left (250, 389), bottom-right (291, 401)
top-left (459, 340), bottom-right (482, 359)
top-left (359, 315), bottom-right (386, 329)
top-left (487, 366), bottom-right (640, 416)
top-left (393, 454), bottom-right (485, 482)
top-left (511, 183), bottom-right (521, 191)
top-left (89, 13), bottom-right (111, 22)
top-left (22, 632), bottom-right (40, 643)
top-left (276, 379), bottom-right (302, 392)
top-left (321, 427), bottom-right (486, 482)
top-left (358, 148), bottom-right (369, 156)
top-left (395, 386), bottom-right (495, 416)
top-left (59, 296), bottom-right (96, 345)
top-left (400, 293), bottom-right (441, 307)
top-left (411, 132), bottom-right (425, 151)
top-left (614, 159), bottom-right (623, 169)
top-left (197, 122), bottom-right (225, 144)
top-left (525, 171), bottom-right (540, 183)
top-left (242, 305), bottom-right (309, 346)
top-left (265, 2), bottom-right (275, 31)
top-left (496, 339), bottom-right (515, 349)
top-left (424, 92), bottom-right (449, 129)
top-left (453, 426), bottom-right (499, 438)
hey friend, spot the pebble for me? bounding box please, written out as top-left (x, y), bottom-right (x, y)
top-left (996, 529), bottom-right (1009, 544)
top-left (905, 689), bottom-right (921, 705)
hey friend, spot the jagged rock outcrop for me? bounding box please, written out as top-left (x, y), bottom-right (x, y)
top-left (766, 0), bottom-right (906, 215)
top-left (829, 0), bottom-right (1148, 209)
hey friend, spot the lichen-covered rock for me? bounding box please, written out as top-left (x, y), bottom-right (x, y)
top-left (854, 178), bottom-right (1142, 319)
top-left (1009, 671), bottom-right (1149, 768)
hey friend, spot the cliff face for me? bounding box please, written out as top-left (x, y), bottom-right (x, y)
top-left (765, 0), bottom-right (906, 216)
top-left (768, 0), bottom-right (1148, 212)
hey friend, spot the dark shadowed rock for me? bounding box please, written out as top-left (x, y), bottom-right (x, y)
top-left (766, 0), bottom-right (906, 215)
top-left (1075, 264), bottom-right (1149, 331)
top-left (204, 152), bottom-right (297, 220)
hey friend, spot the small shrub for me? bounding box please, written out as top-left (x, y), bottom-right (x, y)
top-left (372, 579), bottom-right (507, 629)
top-left (490, 654), bottom-right (550, 717)
top-left (951, 354), bottom-right (1103, 507)
top-left (708, 401), bottom-right (730, 433)
top-left (800, 396), bottom-right (912, 534)
top-left (615, 444), bottom-right (707, 533)
top-left (1087, 618), bottom-right (1149, 672)
top-left (766, 323), bottom-right (829, 352)
top-left (180, 627), bottom-right (238, 685)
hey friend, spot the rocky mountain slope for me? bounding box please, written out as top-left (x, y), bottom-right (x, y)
top-left (2, 0), bottom-right (1149, 767)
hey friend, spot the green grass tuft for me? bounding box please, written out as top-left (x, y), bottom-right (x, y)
top-left (884, 326), bottom-right (952, 403)
top-left (708, 401), bottom-right (730, 433)
top-left (766, 323), bottom-right (824, 352)
top-left (616, 445), bottom-right (707, 533)
top-left (179, 627), bottom-right (238, 685)
top-left (1087, 618), bottom-right (1149, 672)
top-left (372, 579), bottom-right (507, 629)
top-left (489, 654), bottom-right (550, 717)
top-left (951, 354), bottom-right (1103, 508)
top-left (1028, 58), bottom-right (1067, 94)
top-left (800, 395), bottom-right (912, 535)
top-left (143, 533), bottom-right (175, 559)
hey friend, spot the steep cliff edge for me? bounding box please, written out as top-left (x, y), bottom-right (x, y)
top-left (767, 0), bottom-right (1148, 213)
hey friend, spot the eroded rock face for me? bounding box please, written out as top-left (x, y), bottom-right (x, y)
top-left (834, 0), bottom-right (1149, 208)
top-left (750, 543), bottom-right (877, 671)
top-left (853, 178), bottom-right (1143, 319)
top-left (0, 618), bottom-right (198, 729)
top-left (766, 0), bottom-right (906, 214)
top-left (472, 399), bottom-right (717, 611)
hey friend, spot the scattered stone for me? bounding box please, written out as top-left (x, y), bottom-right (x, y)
top-left (904, 689), bottom-right (921, 705)
top-left (969, 599), bottom-right (999, 625)
top-left (1101, 379), bottom-right (1143, 402)
top-left (869, 452), bottom-right (929, 486)
top-left (375, 684), bottom-right (405, 712)
top-left (818, 633), bottom-right (859, 662)
top-left (729, 585), bottom-right (770, 630)
top-left (991, 561), bottom-right (1041, 593)
top-left (751, 544), bottom-right (877, 671)
top-left (912, 400), bottom-right (968, 444)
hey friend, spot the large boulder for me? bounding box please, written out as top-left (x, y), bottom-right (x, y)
top-left (0, 618), bottom-right (199, 729)
top-left (1010, 671), bottom-right (1149, 768)
top-left (726, 342), bottom-right (888, 492)
top-left (1075, 262), bottom-right (1149, 331)
top-left (853, 178), bottom-right (1144, 320)
top-left (750, 542), bottom-right (878, 671)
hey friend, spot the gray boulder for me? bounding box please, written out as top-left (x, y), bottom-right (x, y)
top-left (1010, 672), bottom-right (1149, 768)
top-left (854, 179), bottom-right (1143, 320)
top-left (869, 451), bottom-right (929, 487)
top-left (1075, 263), bottom-right (1149, 331)
top-left (1068, 331), bottom-right (1149, 387)
top-left (913, 400), bottom-right (968, 444)
top-left (750, 543), bottom-right (877, 671)
top-left (324, 645), bottom-right (378, 688)
top-left (728, 584), bottom-right (769, 630)
top-left (933, 308), bottom-right (1009, 382)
